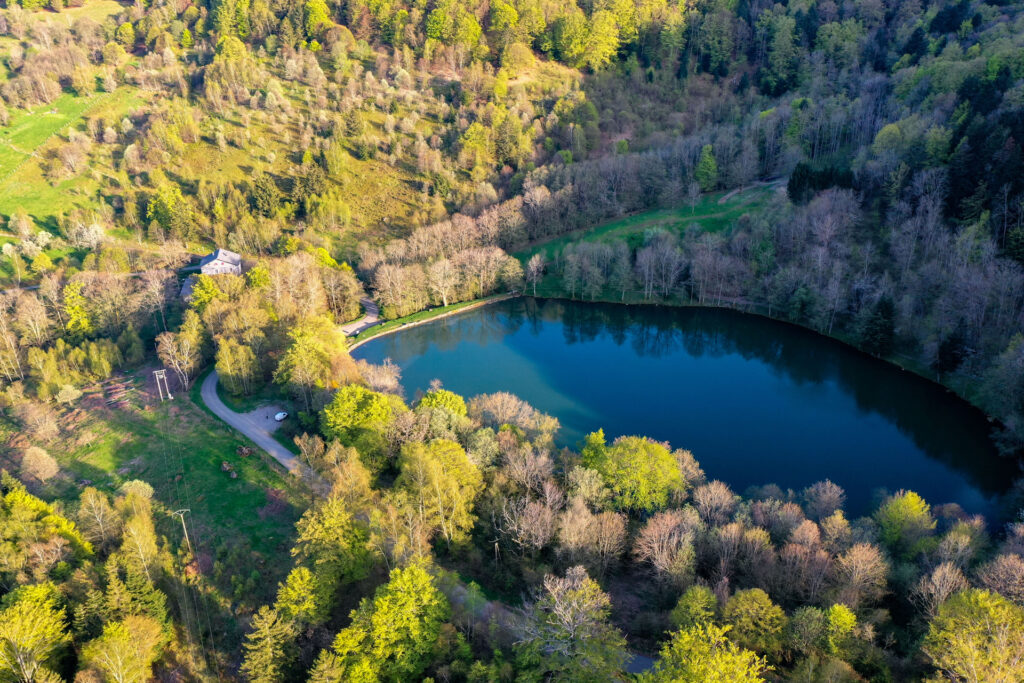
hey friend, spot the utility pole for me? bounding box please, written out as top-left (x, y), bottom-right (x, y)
top-left (154, 369), bottom-right (173, 401)
top-left (171, 509), bottom-right (193, 556)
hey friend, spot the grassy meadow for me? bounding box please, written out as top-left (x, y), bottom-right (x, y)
top-left (513, 184), bottom-right (779, 301)
top-left (1, 368), bottom-right (306, 584)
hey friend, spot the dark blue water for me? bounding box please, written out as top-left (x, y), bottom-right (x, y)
top-left (353, 298), bottom-right (1017, 517)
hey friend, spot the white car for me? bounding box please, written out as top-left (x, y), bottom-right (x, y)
top-left (274, 411), bottom-right (288, 422)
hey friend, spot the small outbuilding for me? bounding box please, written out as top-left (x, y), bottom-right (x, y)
top-left (199, 248), bottom-right (242, 276)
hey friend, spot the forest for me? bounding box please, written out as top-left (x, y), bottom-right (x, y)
top-left (1, 0), bottom-right (1024, 678)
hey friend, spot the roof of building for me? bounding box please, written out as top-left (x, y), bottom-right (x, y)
top-left (199, 248), bottom-right (242, 267)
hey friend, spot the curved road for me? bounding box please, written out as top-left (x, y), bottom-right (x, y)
top-left (340, 297), bottom-right (381, 337)
top-left (200, 370), bottom-right (303, 475)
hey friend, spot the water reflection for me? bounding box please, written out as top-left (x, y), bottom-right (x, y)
top-left (354, 297), bottom-right (1019, 517)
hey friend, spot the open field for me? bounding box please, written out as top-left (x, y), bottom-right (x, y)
top-left (2, 368), bottom-right (306, 567)
top-left (0, 87), bottom-right (147, 224)
top-left (511, 186), bottom-right (779, 303)
top-left (513, 184), bottom-right (778, 264)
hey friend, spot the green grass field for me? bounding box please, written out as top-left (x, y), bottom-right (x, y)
top-left (0, 88), bottom-right (146, 224)
top-left (513, 185), bottom-right (777, 263)
top-left (511, 185), bottom-right (779, 303)
top-left (37, 373), bottom-right (307, 564)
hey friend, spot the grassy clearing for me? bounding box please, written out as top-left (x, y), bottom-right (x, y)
top-left (509, 186), bottom-right (778, 304)
top-left (349, 294), bottom-right (513, 345)
top-left (18, 1), bottom-right (126, 28)
top-left (31, 370), bottom-right (308, 561)
top-left (0, 87), bottom-right (146, 225)
top-left (513, 185), bottom-right (777, 263)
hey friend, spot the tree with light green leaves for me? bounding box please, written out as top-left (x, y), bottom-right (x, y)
top-left (695, 144), bottom-right (718, 192)
top-left (873, 489), bottom-right (936, 559)
top-left (304, 0), bottom-right (330, 37)
top-left (671, 585), bottom-right (718, 630)
top-left (240, 606), bottom-right (298, 683)
top-left (216, 337), bottom-right (260, 395)
top-left (396, 439), bottom-right (483, 546)
top-left (923, 589), bottom-right (1024, 683)
top-left (309, 561), bottom-right (451, 682)
top-left (188, 274), bottom-right (222, 314)
top-left (82, 615), bottom-right (165, 683)
top-left (0, 588), bottom-right (69, 683)
top-left (581, 430), bottom-right (685, 512)
top-left (320, 384), bottom-right (400, 443)
top-left (63, 280), bottom-right (93, 340)
top-left (417, 388), bottom-right (467, 416)
top-left (723, 589), bottom-right (787, 660)
top-left (640, 623), bottom-right (769, 683)
top-left (275, 317), bottom-right (359, 412)
top-left (292, 496), bottom-right (371, 603)
top-left (275, 566), bottom-right (329, 625)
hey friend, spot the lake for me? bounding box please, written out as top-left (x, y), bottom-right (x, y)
top-left (353, 297), bottom-right (1018, 518)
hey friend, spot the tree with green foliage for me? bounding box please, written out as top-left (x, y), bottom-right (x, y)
top-left (640, 623), bottom-right (769, 683)
top-left (275, 566), bottom-right (329, 625)
top-left (116, 22), bottom-right (135, 47)
top-left (63, 280), bottom-right (93, 340)
top-left (321, 384), bottom-right (399, 444)
top-left (695, 144), bottom-right (718, 192)
top-left (396, 439), bottom-right (483, 546)
top-left (757, 10), bottom-right (798, 96)
top-left (0, 589), bottom-right (70, 683)
top-left (418, 388), bottom-right (467, 416)
top-left (292, 496), bottom-right (371, 600)
top-left (859, 296), bottom-right (895, 357)
top-left (581, 431), bottom-right (685, 512)
top-left (240, 607), bottom-right (297, 683)
top-left (274, 317), bottom-right (357, 412)
top-left (303, 0), bottom-right (330, 38)
top-left (147, 182), bottom-right (195, 242)
top-left (188, 274), bottom-right (222, 314)
top-left (250, 173), bottom-right (282, 218)
top-left (873, 489), bottom-right (936, 559)
top-left (671, 585), bottom-right (718, 630)
top-left (922, 589), bottom-right (1024, 683)
top-left (309, 561), bottom-right (451, 682)
top-left (215, 337), bottom-right (260, 395)
top-left (82, 615), bottom-right (165, 683)
top-left (723, 589), bottom-right (787, 660)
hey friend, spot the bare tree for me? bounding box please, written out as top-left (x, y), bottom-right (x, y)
top-left (977, 554), bottom-right (1024, 605)
top-left (693, 480), bottom-right (737, 526)
top-left (501, 496), bottom-right (557, 555)
top-left (525, 254), bottom-right (546, 296)
top-left (912, 562), bottom-right (968, 620)
top-left (634, 508), bottom-right (700, 587)
top-left (802, 480), bottom-right (846, 520)
top-left (830, 542), bottom-right (889, 610)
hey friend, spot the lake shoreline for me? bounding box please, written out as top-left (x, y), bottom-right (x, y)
top-left (348, 293), bottom-right (521, 352)
top-left (524, 293), bottom-right (1017, 458)
top-left (354, 296), bottom-right (1018, 518)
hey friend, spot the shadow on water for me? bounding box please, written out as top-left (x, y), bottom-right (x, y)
top-left (355, 297), bottom-right (1020, 518)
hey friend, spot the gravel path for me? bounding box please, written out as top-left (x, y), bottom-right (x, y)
top-left (341, 297), bottom-right (381, 337)
top-left (199, 370), bottom-right (303, 475)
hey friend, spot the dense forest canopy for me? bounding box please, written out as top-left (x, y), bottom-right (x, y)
top-left (0, 0), bottom-right (1023, 678)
